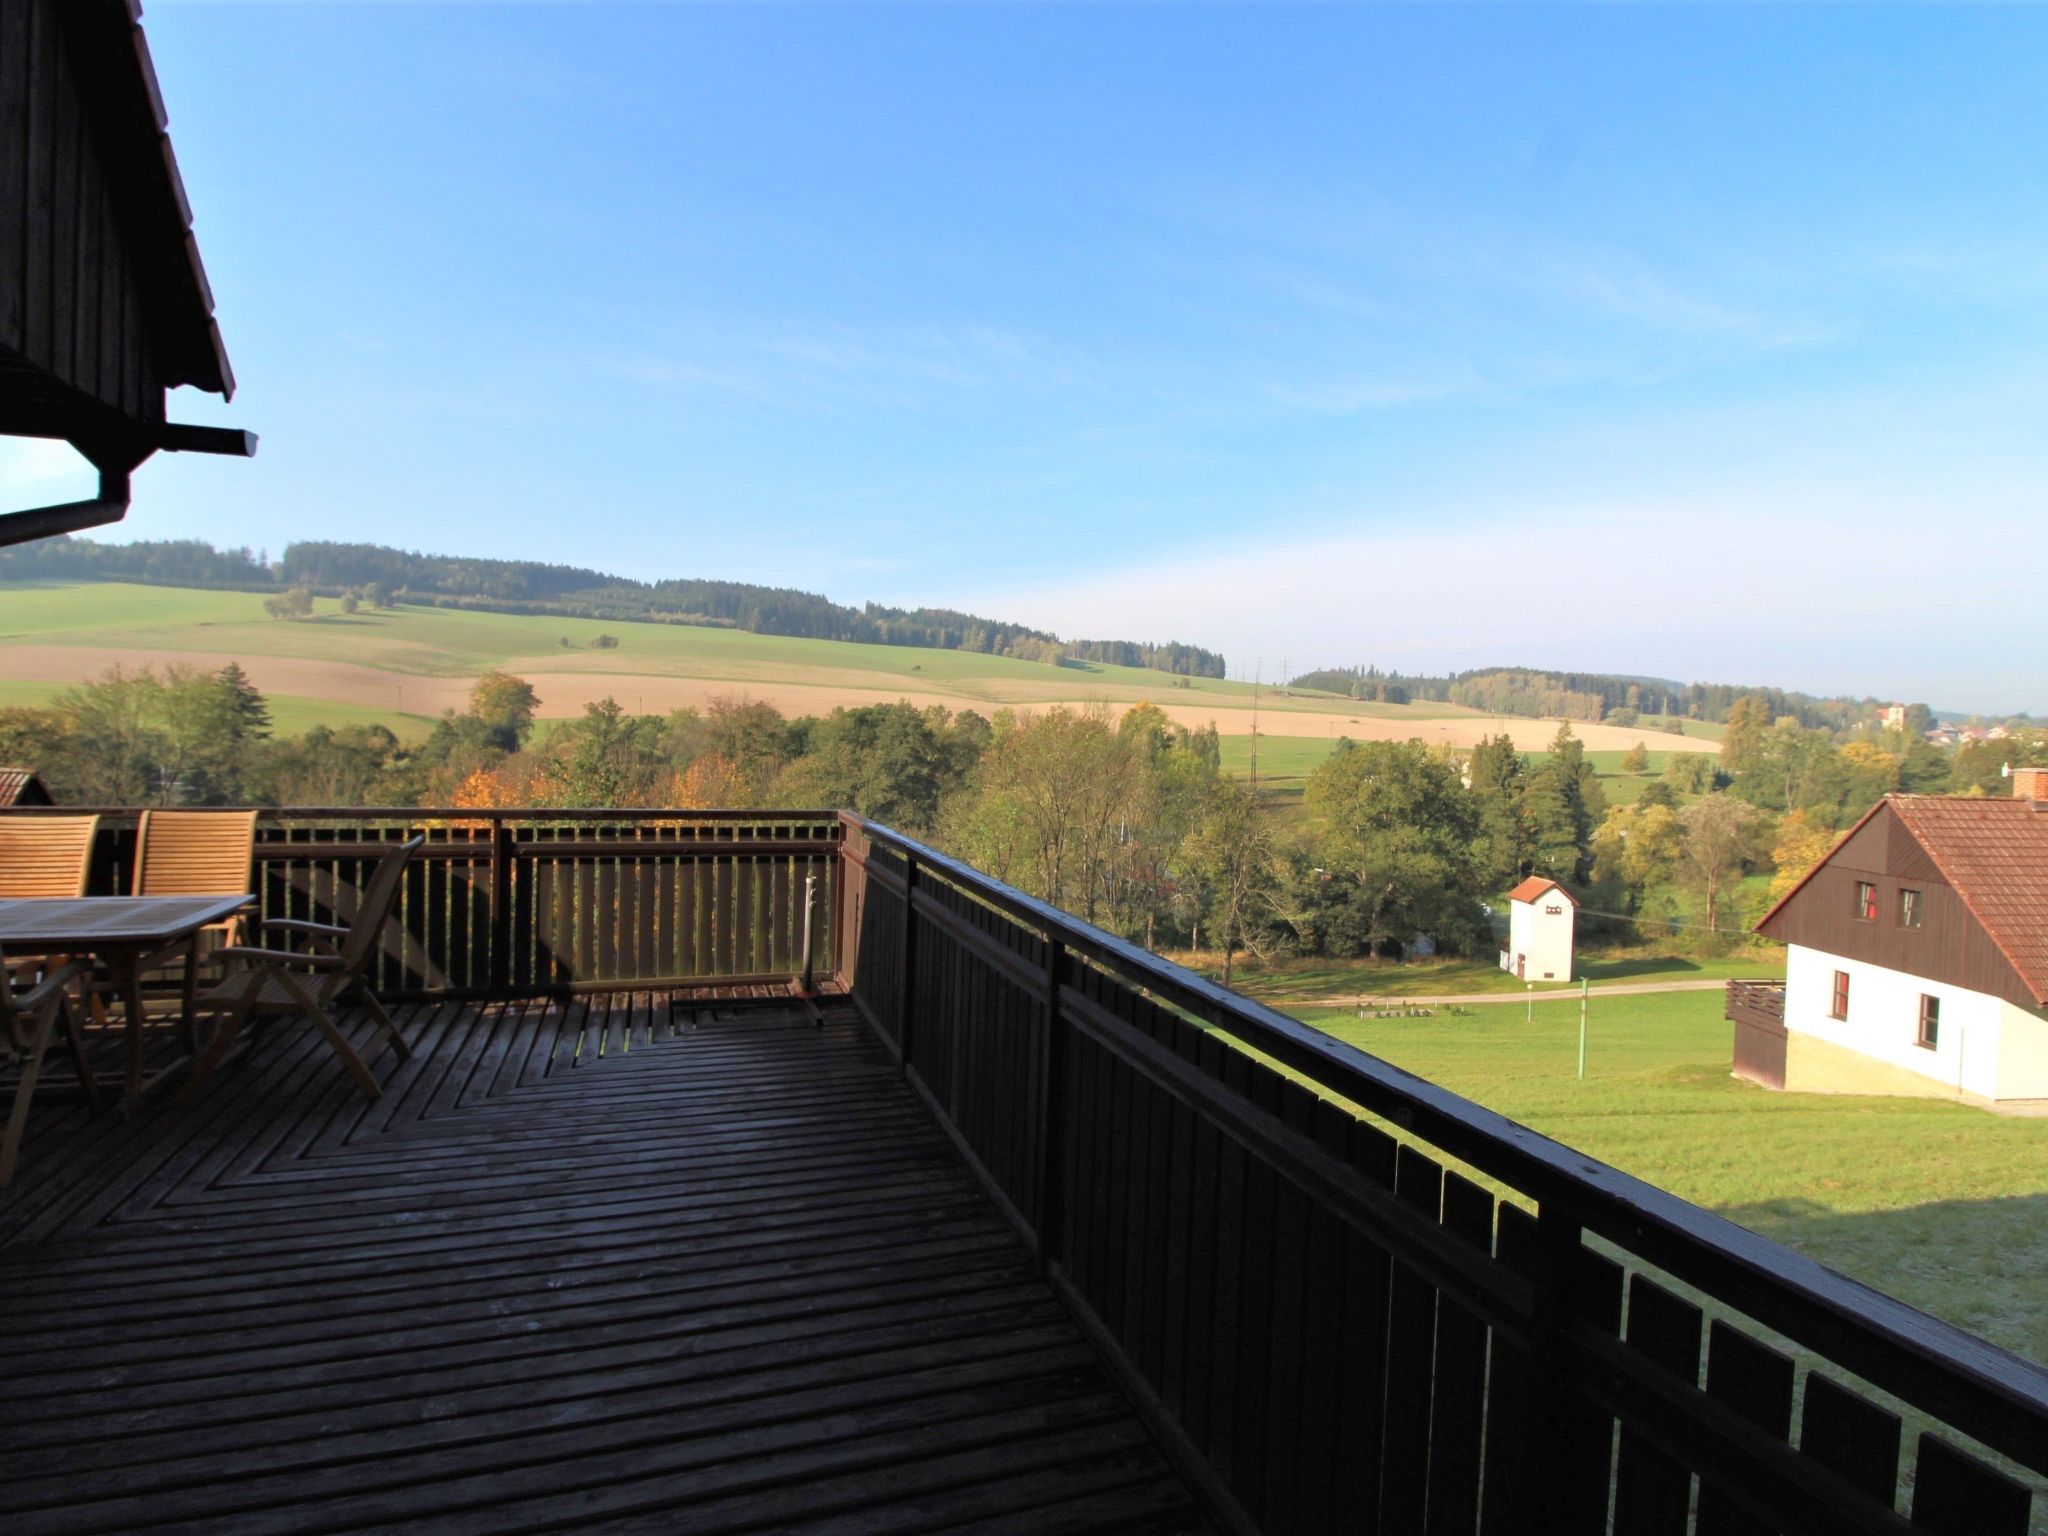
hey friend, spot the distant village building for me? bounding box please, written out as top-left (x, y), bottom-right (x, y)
top-left (1502, 877), bottom-right (1576, 983)
top-left (1881, 704), bottom-right (1908, 730)
top-left (1746, 772), bottom-right (2048, 1103)
top-left (0, 769), bottom-right (54, 807)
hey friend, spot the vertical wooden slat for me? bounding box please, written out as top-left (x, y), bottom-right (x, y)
top-left (1339, 1117), bottom-right (1398, 1529)
top-left (23, 0), bottom-right (54, 369)
top-left (1695, 1320), bottom-right (1796, 1536)
top-left (1909, 1434), bottom-right (2032, 1535)
top-left (0, 0), bottom-right (27, 346)
top-left (1379, 1143), bottom-right (1443, 1535)
top-left (1800, 1373), bottom-right (1902, 1506)
top-left (1481, 1203), bottom-right (1540, 1536)
top-left (47, 14), bottom-right (76, 377)
top-left (1611, 1274), bottom-right (1703, 1535)
top-left (552, 853), bottom-right (575, 988)
top-left (1288, 1098), bottom-right (1350, 1534)
top-left (1206, 1046), bottom-right (1249, 1487)
top-left (1260, 1081), bottom-right (1316, 1534)
top-left (596, 852), bottom-right (617, 984)
top-left (1424, 1171), bottom-right (1493, 1536)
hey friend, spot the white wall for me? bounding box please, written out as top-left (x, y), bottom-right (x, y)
top-left (1785, 944), bottom-right (2048, 1100)
top-left (1508, 895), bottom-right (1574, 983)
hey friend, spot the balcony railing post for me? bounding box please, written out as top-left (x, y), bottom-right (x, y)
top-left (897, 851), bottom-right (917, 1072)
top-left (1036, 935), bottom-right (1070, 1269)
top-left (1528, 1203), bottom-right (1602, 1533)
top-left (488, 817), bottom-right (513, 997)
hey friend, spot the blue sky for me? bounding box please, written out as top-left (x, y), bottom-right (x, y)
top-left (6, 3), bottom-right (2045, 713)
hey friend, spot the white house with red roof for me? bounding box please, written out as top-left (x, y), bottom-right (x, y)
top-left (1502, 876), bottom-right (1577, 983)
top-left (1749, 770), bottom-right (2048, 1102)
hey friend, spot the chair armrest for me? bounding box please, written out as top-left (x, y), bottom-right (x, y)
top-left (264, 919), bottom-right (351, 939)
top-left (215, 946), bottom-right (345, 971)
top-left (6, 961), bottom-right (91, 1009)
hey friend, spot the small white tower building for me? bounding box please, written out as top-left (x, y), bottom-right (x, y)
top-left (1505, 876), bottom-right (1577, 983)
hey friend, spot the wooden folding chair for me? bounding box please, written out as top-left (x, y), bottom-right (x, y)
top-left (92, 810), bottom-right (262, 1042)
top-left (133, 809), bottom-right (259, 909)
top-left (0, 814), bottom-right (101, 990)
top-left (1, 959), bottom-right (98, 1186)
top-left (185, 837), bottom-right (423, 1101)
top-left (0, 814), bottom-right (100, 900)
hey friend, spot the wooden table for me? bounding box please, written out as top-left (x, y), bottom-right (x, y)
top-left (0, 895), bottom-right (255, 1112)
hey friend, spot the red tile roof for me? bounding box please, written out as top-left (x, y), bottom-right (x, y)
top-left (1885, 795), bottom-right (2048, 1007)
top-left (0, 768), bottom-right (51, 807)
top-left (1507, 876), bottom-right (1575, 906)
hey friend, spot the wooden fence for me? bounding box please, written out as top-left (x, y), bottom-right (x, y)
top-left (11, 807), bottom-right (841, 997)
top-left (839, 814), bottom-right (2048, 1536)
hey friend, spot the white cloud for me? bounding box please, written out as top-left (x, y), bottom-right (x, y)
top-left (963, 488), bottom-right (2042, 715)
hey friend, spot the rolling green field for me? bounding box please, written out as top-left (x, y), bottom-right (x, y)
top-left (1293, 989), bottom-right (2048, 1364)
top-left (1218, 732), bottom-right (1714, 811)
top-left (0, 580), bottom-right (1245, 691)
top-left (0, 581), bottom-right (1695, 759)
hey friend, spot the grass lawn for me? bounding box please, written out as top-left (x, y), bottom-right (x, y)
top-left (1197, 948), bottom-right (1783, 1002)
top-left (1291, 989), bottom-right (2048, 1365)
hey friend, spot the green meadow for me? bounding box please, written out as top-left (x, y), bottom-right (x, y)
top-left (1293, 989), bottom-right (2048, 1364)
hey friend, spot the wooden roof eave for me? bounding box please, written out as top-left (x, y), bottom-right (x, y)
top-left (56, 0), bottom-right (235, 400)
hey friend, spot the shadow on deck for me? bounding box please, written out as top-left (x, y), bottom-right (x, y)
top-left (0, 996), bottom-right (1211, 1535)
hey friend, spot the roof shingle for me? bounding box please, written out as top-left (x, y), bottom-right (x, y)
top-left (1888, 795), bottom-right (2048, 1008)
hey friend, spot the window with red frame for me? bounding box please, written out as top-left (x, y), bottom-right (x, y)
top-left (1831, 970), bottom-right (1850, 1020)
top-left (1854, 881), bottom-right (1878, 921)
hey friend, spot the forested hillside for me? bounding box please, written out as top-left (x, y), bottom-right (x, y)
top-left (1286, 663), bottom-right (2016, 732)
top-left (0, 536), bottom-right (1228, 679)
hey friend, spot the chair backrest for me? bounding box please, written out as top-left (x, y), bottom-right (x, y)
top-left (328, 836), bottom-right (425, 992)
top-left (133, 809), bottom-right (259, 897)
top-left (0, 815), bottom-right (102, 899)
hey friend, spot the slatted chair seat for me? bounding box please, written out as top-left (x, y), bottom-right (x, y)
top-left (185, 837), bottom-right (423, 1102)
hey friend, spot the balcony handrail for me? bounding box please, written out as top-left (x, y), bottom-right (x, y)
top-left (0, 804), bottom-right (844, 822)
top-left (845, 811), bottom-right (2048, 1483)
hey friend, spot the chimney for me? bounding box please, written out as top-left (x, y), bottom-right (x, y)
top-left (2013, 765), bottom-right (2048, 804)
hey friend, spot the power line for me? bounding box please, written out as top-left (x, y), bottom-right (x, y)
top-left (1572, 903), bottom-right (1760, 937)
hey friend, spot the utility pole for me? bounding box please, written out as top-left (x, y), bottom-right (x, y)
top-left (1250, 656), bottom-right (1261, 793)
top-left (1578, 977), bottom-right (1589, 1080)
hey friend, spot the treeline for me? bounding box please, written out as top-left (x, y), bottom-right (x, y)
top-left (1289, 663), bottom-right (1903, 730)
top-left (0, 536), bottom-right (271, 588)
top-left (9, 664), bottom-right (2047, 977)
top-left (0, 536), bottom-right (1224, 679)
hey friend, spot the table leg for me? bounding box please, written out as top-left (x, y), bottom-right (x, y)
top-left (180, 937), bottom-right (201, 1056)
top-left (113, 950), bottom-right (146, 1118)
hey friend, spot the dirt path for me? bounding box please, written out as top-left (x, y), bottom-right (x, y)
top-left (1261, 978), bottom-right (1736, 1008)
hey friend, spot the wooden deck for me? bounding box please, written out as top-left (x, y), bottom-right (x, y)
top-left (0, 995), bottom-right (1211, 1535)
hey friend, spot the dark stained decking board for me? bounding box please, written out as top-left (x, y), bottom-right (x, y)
top-left (0, 996), bottom-right (1211, 1535)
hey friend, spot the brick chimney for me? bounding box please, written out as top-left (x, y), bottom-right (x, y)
top-left (2013, 765), bottom-right (2048, 803)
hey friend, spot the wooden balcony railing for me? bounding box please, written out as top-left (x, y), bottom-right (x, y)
top-left (840, 817), bottom-right (2048, 1536)
top-left (1728, 979), bottom-right (1791, 1091)
top-left (5, 805), bottom-right (2046, 1531)
top-left (1728, 977), bottom-right (1789, 1031)
top-left (9, 806), bottom-right (841, 997)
